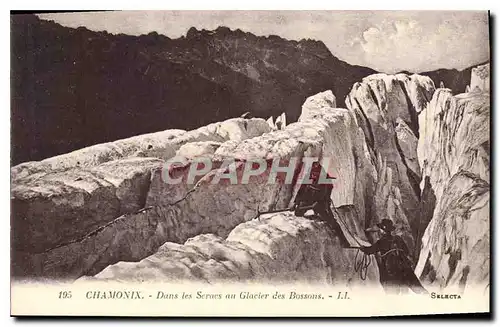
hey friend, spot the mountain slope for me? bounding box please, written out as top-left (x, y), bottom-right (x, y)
top-left (419, 62), bottom-right (489, 95)
top-left (10, 14), bottom-right (376, 165)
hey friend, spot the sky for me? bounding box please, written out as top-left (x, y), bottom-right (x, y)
top-left (38, 10), bottom-right (490, 73)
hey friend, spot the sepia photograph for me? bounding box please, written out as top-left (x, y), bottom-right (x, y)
top-left (9, 9), bottom-right (491, 317)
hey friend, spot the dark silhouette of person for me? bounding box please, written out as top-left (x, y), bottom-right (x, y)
top-left (292, 163), bottom-right (349, 248)
top-left (361, 219), bottom-right (428, 295)
top-left (240, 112), bottom-right (253, 119)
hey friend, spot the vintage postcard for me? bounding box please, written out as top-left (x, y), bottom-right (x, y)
top-left (10, 10), bottom-right (490, 317)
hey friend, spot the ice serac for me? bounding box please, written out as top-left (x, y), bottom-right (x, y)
top-left (10, 129), bottom-right (184, 181)
top-left (470, 63), bottom-right (490, 92)
top-left (145, 107), bottom-right (372, 251)
top-left (394, 118), bottom-right (420, 178)
top-left (415, 88), bottom-right (490, 294)
top-left (299, 90), bottom-right (337, 121)
top-left (213, 106), bottom-right (377, 229)
top-left (275, 112), bottom-right (287, 130)
top-left (11, 118), bottom-right (271, 279)
top-left (11, 157), bottom-right (163, 254)
top-left (345, 73), bottom-right (435, 249)
top-left (176, 141), bottom-right (222, 158)
top-left (11, 118), bottom-right (270, 181)
top-left (266, 116), bottom-right (275, 130)
top-left (92, 213), bottom-right (380, 287)
top-left (87, 99), bottom-right (383, 285)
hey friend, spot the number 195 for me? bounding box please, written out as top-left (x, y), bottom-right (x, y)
top-left (58, 291), bottom-right (72, 299)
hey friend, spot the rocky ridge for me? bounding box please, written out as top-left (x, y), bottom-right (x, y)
top-left (11, 14), bottom-right (376, 165)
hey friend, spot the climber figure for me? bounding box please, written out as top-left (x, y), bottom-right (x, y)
top-left (360, 219), bottom-right (428, 295)
top-left (292, 163), bottom-right (349, 247)
top-left (240, 111), bottom-right (253, 119)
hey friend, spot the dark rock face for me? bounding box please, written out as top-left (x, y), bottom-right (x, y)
top-left (419, 62), bottom-right (488, 95)
top-left (10, 14), bottom-right (376, 165)
top-left (397, 61), bottom-right (488, 96)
